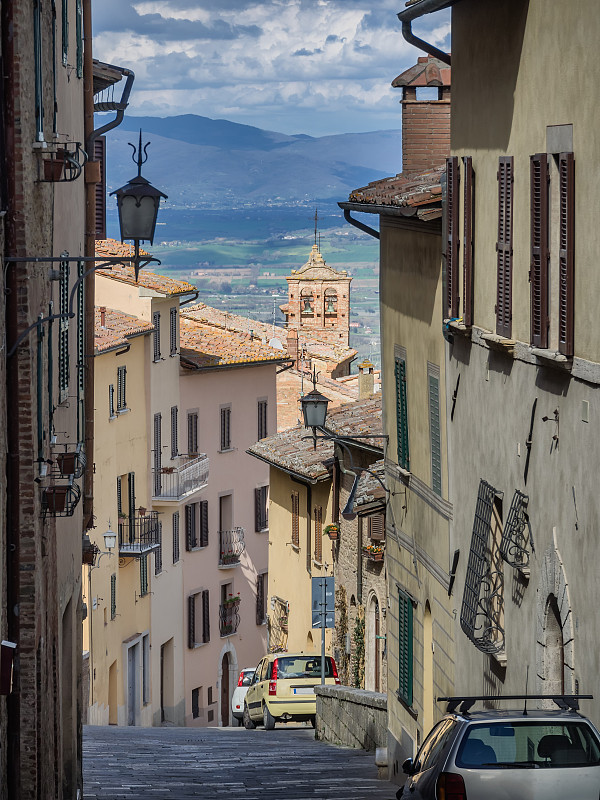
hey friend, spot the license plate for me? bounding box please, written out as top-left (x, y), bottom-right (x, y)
top-left (294, 687), bottom-right (315, 695)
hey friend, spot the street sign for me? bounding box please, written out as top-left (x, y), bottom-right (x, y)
top-left (311, 576), bottom-right (335, 628)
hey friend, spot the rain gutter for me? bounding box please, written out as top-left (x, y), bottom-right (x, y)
top-left (397, 0), bottom-right (455, 65)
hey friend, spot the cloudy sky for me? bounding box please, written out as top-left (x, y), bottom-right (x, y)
top-left (92, 0), bottom-right (449, 137)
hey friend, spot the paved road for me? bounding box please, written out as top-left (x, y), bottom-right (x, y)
top-left (83, 724), bottom-right (399, 799)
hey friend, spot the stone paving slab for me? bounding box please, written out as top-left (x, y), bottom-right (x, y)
top-left (83, 724), bottom-right (398, 800)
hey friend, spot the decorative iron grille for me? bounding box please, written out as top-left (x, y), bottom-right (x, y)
top-left (219, 527), bottom-right (245, 567)
top-left (268, 596), bottom-right (289, 653)
top-left (219, 600), bottom-right (240, 637)
top-left (118, 511), bottom-right (160, 556)
top-left (460, 480), bottom-right (505, 655)
top-left (153, 454), bottom-right (209, 501)
top-left (500, 490), bottom-right (532, 570)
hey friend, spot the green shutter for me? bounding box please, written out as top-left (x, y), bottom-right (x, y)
top-left (62, 0), bottom-right (69, 65)
top-left (394, 357), bottom-right (409, 471)
top-left (75, 0), bottom-right (83, 77)
top-left (428, 373), bottom-right (442, 496)
top-left (140, 555), bottom-right (148, 596)
top-left (398, 589), bottom-right (413, 706)
top-left (110, 574), bottom-right (116, 619)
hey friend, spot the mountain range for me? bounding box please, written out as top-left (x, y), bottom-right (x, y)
top-left (104, 114), bottom-right (402, 209)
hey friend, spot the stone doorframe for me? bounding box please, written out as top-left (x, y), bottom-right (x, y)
top-left (217, 640), bottom-right (239, 727)
top-left (535, 544), bottom-right (574, 694)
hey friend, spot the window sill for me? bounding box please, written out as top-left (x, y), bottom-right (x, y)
top-left (395, 692), bottom-right (418, 720)
top-left (290, 543), bottom-right (300, 553)
top-left (117, 407), bottom-right (130, 415)
top-left (255, 527), bottom-right (269, 534)
top-left (218, 447), bottom-right (236, 454)
top-left (480, 332), bottom-right (516, 357)
top-left (444, 319), bottom-right (471, 338)
top-left (187, 545), bottom-right (207, 553)
top-left (312, 559), bottom-right (323, 568)
top-left (530, 347), bottom-right (573, 371)
top-left (108, 415), bottom-right (117, 422)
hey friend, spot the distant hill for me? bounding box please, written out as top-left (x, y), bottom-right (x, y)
top-left (104, 114), bottom-right (402, 209)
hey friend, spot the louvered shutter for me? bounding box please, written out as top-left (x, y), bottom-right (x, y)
top-left (171, 406), bottom-right (178, 459)
top-left (128, 472), bottom-right (135, 544)
top-left (558, 152), bottom-right (575, 356)
top-left (202, 589), bottom-right (210, 643)
top-left (109, 383), bottom-right (114, 417)
top-left (394, 357), bottom-right (409, 471)
top-left (398, 589), bottom-right (413, 706)
top-left (496, 156), bottom-right (514, 338)
top-left (188, 595), bottom-right (196, 648)
top-left (170, 307), bottom-right (177, 355)
top-left (172, 512), bottom-right (180, 563)
top-left (110, 573), bottom-right (116, 619)
top-left (368, 513), bottom-right (385, 541)
top-left (445, 156), bottom-right (460, 318)
top-left (188, 413), bottom-right (198, 456)
top-left (154, 413), bottom-right (162, 496)
top-left (530, 153), bottom-right (549, 347)
top-left (314, 507), bottom-right (323, 563)
top-left (256, 575), bottom-right (264, 625)
top-left (116, 476), bottom-right (122, 516)
top-left (94, 136), bottom-right (107, 239)
top-left (291, 492), bottom-right (299, 547)
top-left (462, 156), bottom-right (474, 326)
top-left (155, 522), bottom-right (163, 575)
top-left (255, 488), bottom-right (262, 532)
top-left (140, 555), bottom-right (148, 596)
top-left (199, 501), bottom-right (209, 547)
top-left (153, 312), bottom-right (161, 361)
top-left (185, 504), bottom-right (194, 550)
top-left (428, 373), bottom-right (442, 496)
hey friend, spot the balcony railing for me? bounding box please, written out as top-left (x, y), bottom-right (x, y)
top-left (152, 454), bottom-right (209, 502)
top-left (218, 527), bottom-right (245, 567)
top-left (118, 511), bottom-right (160, 556)
top-left (219, 599), bottom-right (240, 637)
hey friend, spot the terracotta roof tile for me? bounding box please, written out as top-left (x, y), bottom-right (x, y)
top-left (355, 460), bottom-right (387, 506)
top-left (94, 306), bottom-right (154, 353)
top-left (95, 239), bottom-right (197, 296)
top-left (347, 166), bottom-right (444, 218)
top-left (276, 369), bottom-right (359, 432)
top-left (179, 314), bottom-right (289, 370)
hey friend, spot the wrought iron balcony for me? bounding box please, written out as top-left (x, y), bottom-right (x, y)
top-left (42, 477), bottom-right (81, 517)
top-left (118, 511), bottom-right (160, 556)
top-left (219, 598), bottom-right (240, 637)
top-left (152, 454), bottom-right (209, 502)
top-left (218, 527), bottom-right (245, 567)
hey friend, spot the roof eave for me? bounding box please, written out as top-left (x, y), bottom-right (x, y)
top-left (245, 449), bottom-right (329, 485)
top-left (181, 356), bottom-right (293, 373)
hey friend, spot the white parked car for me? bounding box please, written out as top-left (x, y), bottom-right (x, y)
top-left (231, 668), bottom-right (255, 725)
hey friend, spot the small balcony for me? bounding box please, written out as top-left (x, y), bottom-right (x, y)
top-left (218, 527), bottom-right (245, 568)
top-left (118, 511), bottom-right (160, 556)
top-left (219, 598), bottom-right (240, 637)
top-left (42, 477), bottom-right (81, 517)
top-left (152, 454), bottom-right (209, 503)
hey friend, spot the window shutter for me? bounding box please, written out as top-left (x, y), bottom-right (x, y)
top-left (368, 513), bottom-right (385, 541)
top-left (258, 400), bottom-right (267, 440)
top-left (314, 506), bottom-right (323, 563)
top-left (116, 476), bottom-right (122, 515)
top-left (110, 574), bottom-right (116, 619)
top-left (154, 413), bottom-right (162, 496)
top-left (109, 383), bottom-right (114, 417)
top-left (428, 372), bottom-right (442, 497)
top-left (170, 307), bottom-right (177, 355)
top-left (398, 589), bottom-right (413, 706)
top-left (220, 407), bottom-right (231, 450)
top-left (445, 156), bottom-right (460, 319)
top-left (188, 595), bottom-right (196, 648)
top-left (153, 312), bottom-right (161, 361)
top-left (530, 153), bottom-right (550, 348)
top-left (75, 0), bottom-right (83, 77)
top-left (462, 156), bottom-right (474, 327)
top-left (256, 574), bottom-right (265, 625)
top-left (291, 492), bottom-right (300, 547)
top-left (558, 152), bottom-right (575, 357)
top-left (171, 406), bottom-right (178, 459)
top-left (394, 357), bottom-right (409, 471)
top-left (201, 589), bottom-right (210, 643)
top-left (140, 555), bottom-right (148, 596)
top-left (185, 504), bottom-right (194, 550)
top-left (128, 472), bottom-right (136, 543)
top-left (188, 413), bottom-right (198, 456)
top-left (172, 512), bottom-right (180, 563)
top-left (255, 488), bottom-right (262, 532)
top-left (94, 136), bottom-right (107, 239)
top-left (199, 501), bottom-right (209, 547)
top-left (155, 522), bottom-right (163, 575)
top-left (496, 156), bottom-right (514, 338)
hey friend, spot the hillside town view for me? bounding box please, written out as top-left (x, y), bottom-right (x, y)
top-left (2, 2), bottom-right (600, 800)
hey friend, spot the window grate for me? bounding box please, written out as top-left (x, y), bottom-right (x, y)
top-left (460, 480), bottom-right (505, 654)
top-left (500, 490), bottom-right (532, 570)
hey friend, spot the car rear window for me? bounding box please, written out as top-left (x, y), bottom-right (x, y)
top-left (456, 721), bottom-right (600, 769)
top-left (241, 671), bottom-right (254, 686)
top-left (274, 656), bottom-right (336, 679)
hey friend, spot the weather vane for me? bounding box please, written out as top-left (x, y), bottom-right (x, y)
top-left (129, 129), bottom-right (151, 177)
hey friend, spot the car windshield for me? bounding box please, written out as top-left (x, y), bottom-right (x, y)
top-left (275, 656), bottom-right (335, 679)
top-left (456, 721), bottom-right (600, 769)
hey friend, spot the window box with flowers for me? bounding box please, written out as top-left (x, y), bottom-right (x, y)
top-left (325, 524), bottom-right (339, 541)
top-left (223, 593), bottom-right (241, 607)
top-left (362, 544), bottom-right (384, 562)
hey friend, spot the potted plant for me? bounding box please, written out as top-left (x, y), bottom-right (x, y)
top-left (325, 523), bottom-right (339, 540)
top-left (362, 544), bottom-right (384, 562)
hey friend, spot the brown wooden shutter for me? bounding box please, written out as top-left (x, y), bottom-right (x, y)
top-left (445, 156), bottom-right (460, 319)
top-left (185, 504), bottom-right (194, 550)
top-left (254, 488), bottom-right (264, 532)
top-left (199, 500), bottom-right (209, 547)
top-left (558, 152), bottom-right (575, 356)
top-left (94, 136), bottom-right (106, 239)
top-left (368, 513), bottom-right (385, 541)
top-left (462, 156), bottom-right (474, 327)
top-left (256, 574), bottom-right (264, 625)
top-left (201, 589), bottom-right (210, 643)
top-left (188, 595), bottom-right (196, 648)
top-left (291, 492), bottom-right (299, 547)
top-left (314, 507), bottom-right (322, 563)
top-left (496, 156), bottom-right (514, 338)
top-left (530, 153), bottom-right (549, 347)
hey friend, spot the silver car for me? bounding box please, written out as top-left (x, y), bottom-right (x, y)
top-left (398, 696), bottom-right (600, 800)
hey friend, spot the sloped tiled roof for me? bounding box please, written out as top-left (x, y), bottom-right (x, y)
top-left (95, 239), bottom-right (197, 296)
top-left (179, 313), bottom-right (290, 370)
top-left (247, 394), bottom-right (383, 481)
top-left (346, 166), bottom-right (444, 221)
top-left (94, 307), bottom-right (154, 354)
top-left (182, 303), bottom-right (356, 367)
top-left (355, 460), bottom-right (387, 507)
top-left (392, 55), bottom-right (450, 88)
top-left (276, 369), bottom-right (359, 431)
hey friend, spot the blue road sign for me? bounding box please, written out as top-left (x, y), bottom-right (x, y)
top-left (311, 576), bottom-right (335, 628)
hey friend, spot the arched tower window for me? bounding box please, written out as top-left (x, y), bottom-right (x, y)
top-left (324, 288), bottom-right (338, 317)
top-left (300, 288), bottom-right (314, 317)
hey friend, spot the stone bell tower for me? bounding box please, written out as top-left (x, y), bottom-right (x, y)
top-left (280, 243), bottom-right (352, 347)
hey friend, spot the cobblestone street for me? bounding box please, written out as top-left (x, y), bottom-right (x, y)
top-left (83, 724), bottom-right (398, 799)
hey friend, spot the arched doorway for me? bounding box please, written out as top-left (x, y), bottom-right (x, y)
top-left (423, 602), bottom-right (434, 734)
top-left (221, 652), bottom-right (230, 727)
top-left (365, 594), bottom-right (381, 692)
top-left (544, 594), bottom-right (564, 695)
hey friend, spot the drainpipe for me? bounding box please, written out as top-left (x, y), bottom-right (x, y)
top-left (3, 0), bottom-right (21, 793)
top-left (397, 0), bottom-right (452, 66)
top-left (179, 291), bottom-right (199, 307)
top-left (343, 209), bottom-right (380, 240)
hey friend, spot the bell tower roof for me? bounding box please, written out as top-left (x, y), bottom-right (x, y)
top-left (290, 244), bottom-right (351, 282)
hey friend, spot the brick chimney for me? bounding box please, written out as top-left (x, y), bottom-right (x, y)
top-left (286, 327), bottom-right (299, 366)
top-left (392, 55), bottom-right (451, 176)
top-left (358, 359), bottom-right (375, 399)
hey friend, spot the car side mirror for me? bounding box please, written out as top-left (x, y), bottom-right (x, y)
top-left (402, 757), bottom-right (415, 775)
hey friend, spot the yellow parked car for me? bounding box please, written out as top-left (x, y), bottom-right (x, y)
top-left (243, 652), bottom-right (341, 730)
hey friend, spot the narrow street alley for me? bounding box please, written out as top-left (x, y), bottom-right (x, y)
top-left (83, 724), bottom-right (398, 799)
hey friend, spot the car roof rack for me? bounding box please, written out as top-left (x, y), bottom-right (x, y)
top-left (437, 694), bottom-right (593, 715)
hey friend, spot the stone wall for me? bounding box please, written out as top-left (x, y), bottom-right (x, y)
top-left (315, 684), bottom-right (387, 752)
